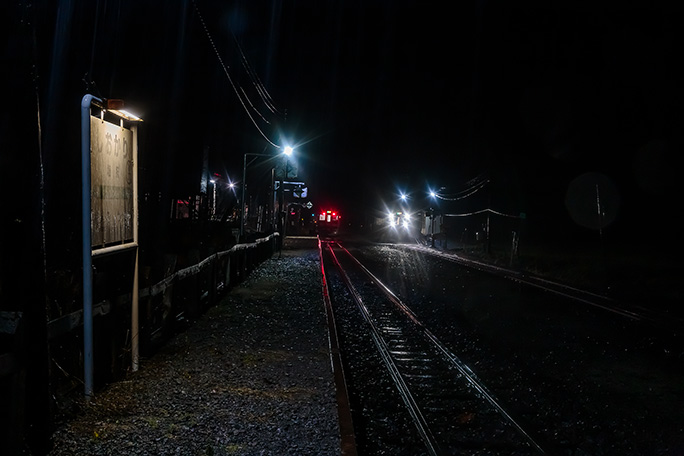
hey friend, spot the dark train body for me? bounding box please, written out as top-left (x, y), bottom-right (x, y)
top-left (317, 209), bottom-right (341, 237)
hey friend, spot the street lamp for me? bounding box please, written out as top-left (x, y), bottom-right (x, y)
top-left (209, 179), bottom-right (216, 220)
top-left (277, 146), bottom-right (295, 247)
top-left (240, 146), bottom-right (294, 241)
top-left (427, 189), bottom-right (438, 247)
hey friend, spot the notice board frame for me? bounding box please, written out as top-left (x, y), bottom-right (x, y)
top-left (81, 94), bottom-right (140, 398)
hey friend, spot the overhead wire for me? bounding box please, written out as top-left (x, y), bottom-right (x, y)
top-left (433, 172), bottom-right (490, 201)
top-left (444, 208), bottom-right (523, 219)
top-left (433, 179), bottom-right (489, 201)
top-left (231, 30), bottom-right (285, 117)
top-left (191, 0), bottom-right (281, 149)
top-left (434, 172), bottom-right (522, 218)
top-left (240, 86), bottom-right (271, 124)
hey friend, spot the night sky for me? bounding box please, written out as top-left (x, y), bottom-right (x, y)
top-left (2, 1), bottom-right (683, 244)
top-left (189, 1), bottom-right (683, 239)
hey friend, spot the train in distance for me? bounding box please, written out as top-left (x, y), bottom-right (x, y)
top-left (317, 209), bottom-right (341, 236)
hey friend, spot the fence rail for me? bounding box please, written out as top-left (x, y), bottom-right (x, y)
top-left (47, 233), bottom-right (279, 341)
top-left (43, 232), bottom-right (280, 396)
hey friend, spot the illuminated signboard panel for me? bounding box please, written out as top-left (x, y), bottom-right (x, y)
top-left (90, 116), bottom-right (134, 247)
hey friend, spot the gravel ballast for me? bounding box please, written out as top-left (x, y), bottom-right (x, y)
top-left (49, 249), bottom-right (341, 456)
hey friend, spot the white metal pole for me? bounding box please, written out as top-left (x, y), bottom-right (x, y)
top-left (131, 124), bottom-right (139, 372)
top-left (81, 94), bottom-right (98, 399)
top-left (240, 153), bottom-right (247, 240)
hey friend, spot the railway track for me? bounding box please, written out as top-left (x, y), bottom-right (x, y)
top-left (321, 240), bottom-right (547, 455)
top-left (400, 243), bottom-right (684, 328)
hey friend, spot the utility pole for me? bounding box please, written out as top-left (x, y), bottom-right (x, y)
top-left (430, 209), bottom-right (435, 248)
top-left (240, 153), bottom-right (247, 241)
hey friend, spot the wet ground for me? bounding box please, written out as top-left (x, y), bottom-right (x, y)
top-left (351, 243), bottom-right (684, 455)
top-left (46, 235), bottom-right (684, 455)
top-left (48, 248), bottom-right (340, 456)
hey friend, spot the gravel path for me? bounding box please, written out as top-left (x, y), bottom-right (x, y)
top-left (49, 249), bottom-right (340, 456)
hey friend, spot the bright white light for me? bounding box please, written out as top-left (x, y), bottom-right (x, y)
top-left (108, 109), bottom-right (143, 122)
top-left (402, 219), bottom-right (410, 229)
top-left (429, 191), bottom-right (437, 198)
top-left (209, 179), bottom-right (215, 184)
top-left (400, 193), bottom-right (407, 201)
top-left (283, 146), bottom-right (294, 156)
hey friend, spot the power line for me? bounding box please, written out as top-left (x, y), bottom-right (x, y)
top-left (231, 30), bottom-right (285, 118)
top-left (434, 179), bottom-right (489, 201)
top-left (240, 86), bottom-right (271, 124)
top-left (444, 208), bottom-right (523, 219)
top-left (433, 172), bottom-right (490, 201)
top-left (191, 0), bottom-right (282, 149)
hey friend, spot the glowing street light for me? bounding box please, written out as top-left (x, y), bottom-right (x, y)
top-left (241, 145), bottom-right (295, 240)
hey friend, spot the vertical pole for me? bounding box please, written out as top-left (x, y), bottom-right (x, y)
top-left (283, 156), bottom-right (288, 239)
top-left (240, 153), bottom-right (247, 241)
top-left (486, 213), bottom-right (491, 254)
top-left (211, 180), bottom-right (216, 220)
top-left (81, 94), bottom-right (97, 398)
top-left (596, 183), bottom-right (608, 294)
top-left (431, 211), bottom-right (435, 248)
top-left (271, 167), bottom-right (275, 232)
top-left (131, 249), bottom-right (139, 371)
top-left (200, 146), bottom-right (209, 195)
top-left (278, 156), bottom-right (287, 258)
top-left (131, 124), bottom-right (139, 372)
top-left (596, 184), bottom-right (603, 240)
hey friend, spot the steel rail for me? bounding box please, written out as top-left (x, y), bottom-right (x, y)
top-left (324, 242), bottom-right (441, 456)
top-left (318, 239), bottom-right (357, 456)
top-left (336, 242), bottom-right (547, 454)
top-left (401, 244), bottom-right (650, 322)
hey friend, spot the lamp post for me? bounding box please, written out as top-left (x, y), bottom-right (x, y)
top-left (276, 147), bottom-right (294, 256)
top-left (281, 145), bottom-right (293, 231)
top-left (241, 146), bottom-right (294, 241)
top-left (209, 179), bottom-right (216, 220)
top-left (428, 189), bottom-right (438, 248)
